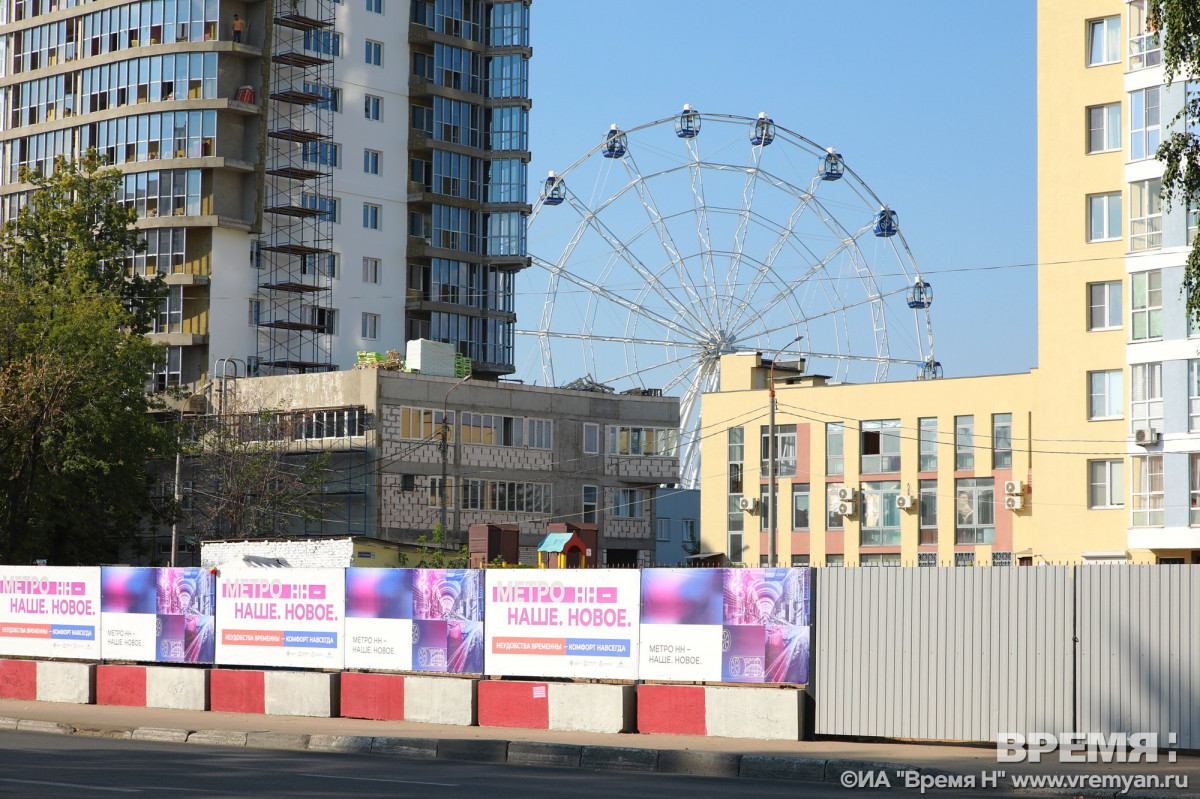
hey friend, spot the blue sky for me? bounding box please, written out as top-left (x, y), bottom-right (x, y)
top-left (517, 0), bottom-right (1038, 380)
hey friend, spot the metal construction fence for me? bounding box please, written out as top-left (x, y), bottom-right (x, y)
top-left (815, 565), bottom-right (1200, 749)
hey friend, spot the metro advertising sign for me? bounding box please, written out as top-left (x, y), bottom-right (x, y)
top-left (214, 568), bottom-right (346, 668)
top-left (0, 566), bottom-right (101, 660)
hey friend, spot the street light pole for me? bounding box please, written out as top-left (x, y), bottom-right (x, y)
top-left (767, 335), bottom-right (803, 568)
top-left (439, 374), bottom-right (472, 537)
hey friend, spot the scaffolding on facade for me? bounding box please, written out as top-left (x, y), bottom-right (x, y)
top-left (255, 0), bottom-right (337, 373)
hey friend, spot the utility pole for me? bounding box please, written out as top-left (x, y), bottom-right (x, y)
top-left (767, 336), bottom-right (803, 568)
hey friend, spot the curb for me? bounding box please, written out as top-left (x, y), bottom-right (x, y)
top-left (6, 717), bottom-right (1195, 795)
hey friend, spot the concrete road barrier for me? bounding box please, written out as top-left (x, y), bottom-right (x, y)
top-left (477, 680), bottom-right (548, 729)
top-left (209, 669), bottom-right (264, 714)
top-left (264, 671), bottom-right (338, 718)
top-left (402, 676), bottom-right (475, 726)
top-left (35, 661), bottom-right (95, 704)
top-left (0, 659), bottom-right (37, 700)
top-left (548, 682), bottom-right (635, 734)
top-left (637, 684), bottom-right (706, 735)
top-left (145, 666), bottom-right (207, 711)
top-left (339, 672), bottom-right (403, 721)
top-left (704, 685), bottom-right (800, 741)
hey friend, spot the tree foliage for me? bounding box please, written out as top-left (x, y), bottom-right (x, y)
top-left (1148, 2), bottom-right (1200, 320)
top-left (181, 410), bottom-right (334, 540)
top-left (0, 153), bottom-right (170, 564)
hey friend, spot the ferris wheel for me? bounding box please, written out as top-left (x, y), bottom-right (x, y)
top-left (519, 107), bottom-right (938, 489)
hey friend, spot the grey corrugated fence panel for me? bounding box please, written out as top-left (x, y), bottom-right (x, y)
top-left (814, 566), bottom-right (1074, 741)
top-left (1076, 565), bottom-right (1200, 750)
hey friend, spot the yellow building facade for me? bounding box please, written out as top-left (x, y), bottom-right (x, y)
top-left (698, 0), bottom-right (1199, 566)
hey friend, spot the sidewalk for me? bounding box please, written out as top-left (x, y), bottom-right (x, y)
top-left (1, 698), bottom-right (1196, 796)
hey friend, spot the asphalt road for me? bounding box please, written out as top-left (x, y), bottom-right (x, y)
top-left (0, 731), bottom-right (934, 799)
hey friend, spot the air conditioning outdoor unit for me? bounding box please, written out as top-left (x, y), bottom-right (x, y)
top-left (1003, 480), bottom-right (1024, 496)
top-left (895, 494), bottom-right (915, 510)
top-left (1133, 427), bottom-right (1159, 446)
top-left (837, 500), bottom-right (856, 516)
top-left (837, 486), bottom-right (857, 502)
top-left (1004, 495), bottom-right (1024, 511)
top-left (738, 496), bottom-right (759, 513)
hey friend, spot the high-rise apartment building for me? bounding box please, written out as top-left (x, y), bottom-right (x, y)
top-left (0, 0), bottom-right (531, 385)
top-left (696, 0), bottom-right (1199, 566)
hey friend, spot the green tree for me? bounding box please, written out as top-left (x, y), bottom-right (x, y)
top-left (181, 409), bottom-right (334, 540)
top-left (1148, 2), bottom-right (1200, 319)
top-left (415, 522), bottom-right (469, 568)
top-left (0, 153), bottom-right (170, 564)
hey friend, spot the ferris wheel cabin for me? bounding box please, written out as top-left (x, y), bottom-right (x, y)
top-left (873, 206), bottom-right (899, 237)
top-left (906, 280), bottom-right (933, 309)
top-left (919, 358), bottom-right (944, 380)
top-left (819, 148), bottom-right (844, 180)
top-left (749, 112), bottom-right (775, 145)
top-left (675, 104), bottom-right (701, 138)
top-left (602, 124), bottom-right (627, 158)
top-left (541, 171), bottom-right (566, 206)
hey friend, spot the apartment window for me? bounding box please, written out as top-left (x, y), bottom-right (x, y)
top-left (860, 481), bottom-right (901, 546)
top-left (1127, 0), bottom-right (1161, 70)
top-left (1191, 455), bottom-right (1200, 525)
top-left (1087, 16), bottom-right (1120, 66)
top-left (248, 298), bottom-right (261, 327)
top-left (860, 419), bottom-right (900, 473)
top-left (1087, 103), bottom-right (1121, 153)
top-left (918, 479), bottom-right (937, 545)
top-left (151, 346), bottom-right (182, 390)
top-left (656, 518), bottom-right (671, 542)
top-left (791, 555), bottom-right (810, 567)
top-left (1088, 370), bottom-right (1123, 420)
top-left (955, 477), bottom-right (994, 544)
top-left (303, 30), bottom-right (341, 56)
top-left (428, 476), bottom-right (453, 508)
top-left (365, 40), bottom-right (383, 66)
top-left (361, 312), bottom-right (379, 340)
top-left (727, 427), bottom-right (744, 496)
top-left (460, 414), bottom-right (551, 448)
top-left (362, 257), bottom-right (380, 284)
top-left (757, 485), bottom-right (777, 533)
top-left (613, 489), bottom-right (644, 518)
top-left (918, 417), bottom-right (937, 471)
top-left (365, 95), bottom-right (382, 121)
top-left (304, 82), bottom-right (341, 112)
top-left (366, 0), bottom-right (382, 12)
top-left (728, 532), bottom-right (744, 564)
top-left (1089, 459), bottom-right (1123, 509)
top-left (727, 495), bottom-right (744, 535)
top-left (153, 286), bottom-right (184, 334)
top-left (580, 423), bottom-right (600, 455)
top-left (1130, 88), bottom-right (1161, 161)
top-left (992, 552), bottom-right (1013, 567)
top-left (955, 415), bottom-right (974, 471)
top-left (582, 485), bottom-right (597, 524)
top-left (1088, 192), bottom-right (1121, 242)
top-left (825, 554), bottom-right (844, 567)
top-left (860, 553), bottom-right (901, 568)
top-left (1131, 362), bottom-right (1163, 432)
top-left (759, 423), bottom-right (797, 477)
top-left (608, 426), bottom-right (676, 456)
top-left (1130, 179), bottom-right (1162, 250)
top-left (1189, 198), bottom-right (1199, 246)
top-left (1190, 361), bottom-right (1200, 431)
top-left (826, 483), bottom-right (844, 531)
top-left (1088, 282), bottom-right (1122, 330)
top-left (992, 413), bottom-right (1012, 470)
top-left (398, 406), bottom-right (453, 440)
top-left (1131, 270), bottom-right (1162, 339)
top-left (302, 194), bottom-right (339, 223)
top-left (364, 149), bottom-right (381, 175)
top-left (826, 422), bottom-right (844, 475)
top-left (1131, 454), bottom-right (1163, 526)
top-left (302, 141), bottom-right (340, 167)
top-left (791, 483), bottom-right (810, 530)
top-left (363, 203), bottom-right (381, 230)
top-left (918, 552), bottom-right (937, 567)
top-left (955, 552), bottom-right (975, 568)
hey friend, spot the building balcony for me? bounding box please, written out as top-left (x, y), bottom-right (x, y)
top-left (605, 454), bottom-right (679, 485)
top-left (1128, 526), bottom-right (1200, 551)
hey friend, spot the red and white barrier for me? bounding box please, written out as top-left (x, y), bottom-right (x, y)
top-left (340, 672), bottom-right (404, 721)
top-left (638, 683), bottom-right (803, 740)
top-left (479, 680), bottom-right (634, 734)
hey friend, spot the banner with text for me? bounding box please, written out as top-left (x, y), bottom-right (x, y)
top-left (639, 568), bottom-right (811, 684)
top-left (344, 568), bottom-right (413, 670)
top-left (484, 570), bottom-right (641, 679)
top-left (215, 567), bottom-right (346, 668)
top-left (0, 566), bottom-right (101, 660)
top-left (101, 567), bottom-right (215, 663)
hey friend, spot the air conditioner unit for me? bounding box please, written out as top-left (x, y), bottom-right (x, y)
top-left (1004, 495), bottom-right (1024, 511)
top-left (1003, 480), bottom-right (1024, 496)
top-left (895, 494), bottom-right (915, 510)
top-left (738, 496), bottom-right (759, 513)
top-left (1133, 427), bottom-right (1159, 446)
top-left (837, 500), bottom-right (856, 516)
top-left (837, 486), bottom-right (857, 502)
